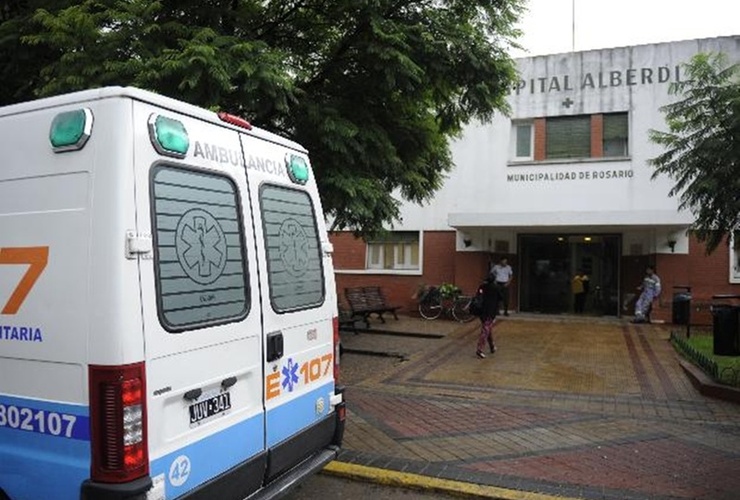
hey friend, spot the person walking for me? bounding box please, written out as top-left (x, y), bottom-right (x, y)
top-left (476, 278), bottom-right (500, 359)
top-left (632, 265), bottom-right (661, 323)
top-left (490, 257), bottom-right (513, 316)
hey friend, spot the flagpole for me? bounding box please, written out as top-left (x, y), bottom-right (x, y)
top-left (571, 0), bottom-right (576, 52)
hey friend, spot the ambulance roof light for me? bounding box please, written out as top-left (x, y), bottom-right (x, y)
top-left (148, 114), bottom-right (189, 158)
top-left (287, 154), bottom-right (309, 185)
top-left (217, 112), bottom-right (252, 130)
top-left (50, 108), bottom-right (93, 152)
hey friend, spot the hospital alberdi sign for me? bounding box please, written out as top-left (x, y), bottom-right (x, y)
top-left (513, 64), bottom-right (683, 94)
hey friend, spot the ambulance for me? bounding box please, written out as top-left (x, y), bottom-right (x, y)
top-left (0, 87), bottom-right (345, 500)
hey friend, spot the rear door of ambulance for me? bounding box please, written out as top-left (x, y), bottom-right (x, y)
top-left (132, 101), bottom-right (268, 499)
top-left (239, 133), bottom-right (339, 480)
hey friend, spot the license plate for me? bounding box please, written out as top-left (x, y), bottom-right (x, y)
top-left (189, 391), bottom-right (231, 425)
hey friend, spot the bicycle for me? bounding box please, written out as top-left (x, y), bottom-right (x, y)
top-left (417, 285), bottom-right (476, 323)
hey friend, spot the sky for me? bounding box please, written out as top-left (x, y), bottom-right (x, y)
top-left (510, 0), bottom-right (740, 57)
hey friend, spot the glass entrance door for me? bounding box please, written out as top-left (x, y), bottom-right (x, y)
top-left (519, 234), bottom-right (621, 316)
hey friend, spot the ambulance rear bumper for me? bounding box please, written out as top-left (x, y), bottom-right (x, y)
top-left (80, 476), bottom-right (152, 500)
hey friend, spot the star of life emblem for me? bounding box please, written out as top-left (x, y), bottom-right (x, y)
top-left (175, 209), bottom-right (227, 284)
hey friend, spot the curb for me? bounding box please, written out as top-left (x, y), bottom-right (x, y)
top-left (341, 347), bottom-right (409, 360)
top-left (354, 328), bottom-right (447, 339)
top-left (679, 359), bottom-right (740, 404)
top-left (322, 462), bottom-right (582, 500)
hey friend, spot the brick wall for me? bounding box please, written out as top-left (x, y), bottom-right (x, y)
top-left (329, 232), bottom-right (366, 269)
top-left (330, 231), bottom-right (457, 315)
top-left (454, 252), bottom-right (490, 295)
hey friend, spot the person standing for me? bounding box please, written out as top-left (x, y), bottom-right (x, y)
top-left (490, 257), bottom-right (513, 316)
top-left (572, 269), bottom-right (587, 313)
top-left (632, 265), bottom-right (661, 323)
top-left (476, 278), bottom-right (500, 358)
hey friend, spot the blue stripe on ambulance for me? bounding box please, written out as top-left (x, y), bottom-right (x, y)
top-left (149, 412), bottom-right (265, 499)
top-left (266, 382), bottom-right (334, 447)
top-left (0, 395), bottom-right (90, 500)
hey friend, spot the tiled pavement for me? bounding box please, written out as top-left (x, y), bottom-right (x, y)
top-left (332, 314), bottom-right (740, 500)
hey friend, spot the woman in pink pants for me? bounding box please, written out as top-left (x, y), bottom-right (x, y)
top-left (476, 278), bottom-right (501, 358)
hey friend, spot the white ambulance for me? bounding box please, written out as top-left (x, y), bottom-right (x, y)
top-left (0, 87), bottom-right (345, 500)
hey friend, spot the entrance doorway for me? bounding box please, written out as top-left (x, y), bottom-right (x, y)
top-left (519, 234), bottom-right (621, 316)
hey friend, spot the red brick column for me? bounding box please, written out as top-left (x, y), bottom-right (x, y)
top-left (533, 118), bottom-right (546, 161)
top-left (591, 114), bottom-right (603, 158)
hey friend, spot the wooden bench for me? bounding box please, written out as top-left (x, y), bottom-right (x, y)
top-left (337, 302), bottom-right (360, 335)
top-left (345, 286), bottom-right (401, 327)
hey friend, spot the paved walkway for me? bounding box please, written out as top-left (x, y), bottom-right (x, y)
top-left (328, 314), bottom-right (740, 500)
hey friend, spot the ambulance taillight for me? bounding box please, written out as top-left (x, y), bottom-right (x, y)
top-left (332, 316), bottom-right (341, 382)
top-left (89, 363), bottom-right (149, 483)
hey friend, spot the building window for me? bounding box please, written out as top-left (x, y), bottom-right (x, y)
top-left (367, 231), bottom-right (420, 271)
top-left (513, 112), bottom-right (629, 162)
top-left (731, 231), bottom-right (740, 284)
top-left (603, 112), bottom-right (629, 157)
top-left (512, 122), bottom-right (533, 159)
top-left (546, 115), bottom-right (591, 159)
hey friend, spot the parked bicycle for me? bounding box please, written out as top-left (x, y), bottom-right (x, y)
top-left (417, 284), bottom-right (476, 322)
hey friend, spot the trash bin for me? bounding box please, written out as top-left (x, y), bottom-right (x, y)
top-left (711, 302), bottom-right (740, 356)
top-left (672, 288), bottom-right (691, 325)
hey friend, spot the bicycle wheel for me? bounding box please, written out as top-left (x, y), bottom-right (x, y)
top-left (419, 294), bottom-right (442, 320)
top-left (452, 296), bottom-right (476, 323)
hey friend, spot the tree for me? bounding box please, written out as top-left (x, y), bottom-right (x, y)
top-left (0, 0), bottom-right (79, 105)
top-left (649, 52), bottom-right (740, 253)
top-left (0, 0), bottom-right (524, 237)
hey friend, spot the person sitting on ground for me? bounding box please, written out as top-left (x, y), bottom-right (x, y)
top-left (632, 265), bottom-right (661, 323)
top-left (476, 278), bottom-right (501, 359)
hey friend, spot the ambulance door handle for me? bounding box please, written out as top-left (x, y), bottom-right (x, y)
top-left (183, 388), bottom-right (202, 401)
top-left (266, 331), bottom-right (284, 362)
top-left (221, 376), bottom-right (237, 389)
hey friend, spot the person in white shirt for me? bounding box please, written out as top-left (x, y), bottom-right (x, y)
top-left (632, 265), bottom-right (661, 323)
top-left (489, 257), bottom-right (513, 316)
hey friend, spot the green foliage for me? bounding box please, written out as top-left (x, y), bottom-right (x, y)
top-left (649, 52), bottom-right (740, 253)
top-left (0, 0), bottom-right (523, 237)
top-left (671, 331), bottom-right (740, 387)
top-left (438, 282), bottom-right (461, 299)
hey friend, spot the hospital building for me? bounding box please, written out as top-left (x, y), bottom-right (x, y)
top-left (331, 35), bottom-right (740, 323)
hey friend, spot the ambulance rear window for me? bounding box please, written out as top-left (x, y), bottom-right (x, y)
top-left (260, 185), bottom-right (325, 312)
top-left (151, 165), bottom-right (249, 331)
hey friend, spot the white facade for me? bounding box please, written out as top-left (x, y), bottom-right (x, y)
top-left (395, 36), bottom-right (740, 256)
